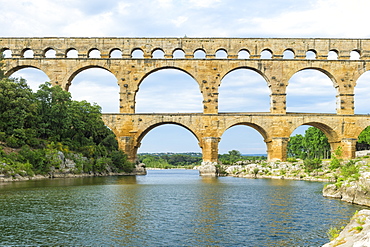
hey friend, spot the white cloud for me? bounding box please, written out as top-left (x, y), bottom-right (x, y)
top-left (188, 0), bottom-right (221, 8)
top-left (244, 0), bottom-right (370, 38)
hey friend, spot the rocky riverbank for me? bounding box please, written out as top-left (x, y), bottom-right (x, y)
top-left (0, 163), bottom-right (146, 183)
top-left (323, 209), bottom-right (370, 247)
top-left (218, 158), bottom-right (370, 246)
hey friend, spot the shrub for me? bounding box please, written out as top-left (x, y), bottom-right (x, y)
top-left (327, 226), bottom-right (340, 241)
top-left (303, 158), bottom-right (322, 172)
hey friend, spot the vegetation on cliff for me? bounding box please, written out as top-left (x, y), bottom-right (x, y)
top-left (0, 70), bottom-right (134, 178)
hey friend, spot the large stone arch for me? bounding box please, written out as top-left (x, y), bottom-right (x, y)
top-left (286, 67), bottom-right (337, 88)
top-left (66, 65), bottom-right (117, 91)
top-left (135, 121), bottom-right (201, 161)
top-left (138, 66), bottom-right (199, 88)
top-left (286, 67), bottom-right (338, 113)
top-left (220, 66), bottom-right (270, 87)
top-left (290, 121), bottom-right (340, 143)
top-left (135, 66), bottom-right (202, 113)
top-left (4, 64), bottom-right (50, 79)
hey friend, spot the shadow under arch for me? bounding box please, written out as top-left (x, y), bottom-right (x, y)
top-left (135, 67), bottom-right (202, 113)
top-left (136, 122), bottom-right (201, 154)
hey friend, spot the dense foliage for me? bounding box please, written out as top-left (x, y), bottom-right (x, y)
top-left (218, 150), bottom-right (266, 165)
top-left (138, 153), bottom-right (202, 168)
top-left (287, 127), bottom-right (331, 159)
top-left (0, 74), bottom-right (134, 176)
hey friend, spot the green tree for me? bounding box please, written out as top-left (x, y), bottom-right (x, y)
top-left (288, 127), bottom-right (330, 159)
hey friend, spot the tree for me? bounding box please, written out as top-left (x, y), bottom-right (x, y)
top-left (288, 127), bottom-right (330, 159)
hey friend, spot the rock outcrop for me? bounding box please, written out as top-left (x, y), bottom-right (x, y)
top-left (323, 209), bottom-right (370, 247)
top-left (198, 161), bottom-right (218, 176)
top-left (323, 171), bottom-right (370, 207)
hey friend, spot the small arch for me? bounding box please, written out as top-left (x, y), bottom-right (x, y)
top-left (283, 49), bottom-right (295, 59)
top-left (306, 50), bottom-right (317, 59)
top-left (131, 48), bottom-right (144, 58)
top-left (173, 49), bottom-right (185, 58)
top-left (66, 48), bottom-right (78, 58)
top-left (215, 49), bottom-right (228, 59)
top-left (152, 48), bottom-right (165, 58)
top-left (110, 49), bottom-right (122, 58)
top-left (22, 48), bottom-right (34, 58)
top-left (350, 50), bottom-right (361, 60)
top-left (88, 49), bottom-right (101, 58)
top-left (238, 49), bottom-right (250, 59)
top-left (260, 49), bottom-right (272, 59)
top-left (1, 48), bottom-right (12, 58)
top-left (194, 49), bottom-right (206, 59)
top-left (44, 48), bottom-right (56, 58)
top-left (327, 50), bottom-right (338, 60)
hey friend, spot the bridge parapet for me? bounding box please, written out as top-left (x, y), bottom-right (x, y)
top-left (1, 37), bottom-right (370, 60)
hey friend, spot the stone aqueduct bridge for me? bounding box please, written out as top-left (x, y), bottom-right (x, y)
top-left (2, 37), bottom-right (370, 163)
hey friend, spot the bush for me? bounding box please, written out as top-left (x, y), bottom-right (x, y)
top-left (303, 158), bottom-right (322, 172)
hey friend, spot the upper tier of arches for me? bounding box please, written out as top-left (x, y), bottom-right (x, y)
top-left (0, 37), bottom-right (368, 60)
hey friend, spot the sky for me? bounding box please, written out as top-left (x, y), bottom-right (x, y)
top-left (2, 0), bottom-right (370, 154)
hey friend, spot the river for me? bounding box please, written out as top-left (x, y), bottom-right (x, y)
top-left (0, 169), bottom-right (366, 246)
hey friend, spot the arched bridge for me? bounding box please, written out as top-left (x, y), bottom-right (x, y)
top-left (2, 37), bottom-right (370, 163)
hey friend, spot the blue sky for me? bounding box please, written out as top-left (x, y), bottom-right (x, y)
top-left (2, 0), bottom-right (370, 154)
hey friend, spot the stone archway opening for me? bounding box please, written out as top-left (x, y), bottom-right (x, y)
top-left (135, 68), bottom-right (203, 113)
top-left (355, 71), bottom-right (370, 114)
top-left (9, 67), bottom-right (50, 92)
top-left (288, 125), bottom-right (331, 160)
top-left (219, 68), bottom-right (270, 112)
top-left (68, 67), bottom-right (119, 113)
top-left (137, 124), bottom-right (202, 168)
top-left (286, 69), bottom-right (336, 113)
top-left (219, 125), bottom-right (267, 160)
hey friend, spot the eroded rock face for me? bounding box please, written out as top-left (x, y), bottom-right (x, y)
top-left (323, 173), bottom-right (370, 207)
top-left (323, 209), bottom-right (370, 247)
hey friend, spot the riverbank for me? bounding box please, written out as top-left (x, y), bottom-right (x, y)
top-left (218, 158), bottom-right (370, 246)
top-left (0, 163), bottom-right (146, 183)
